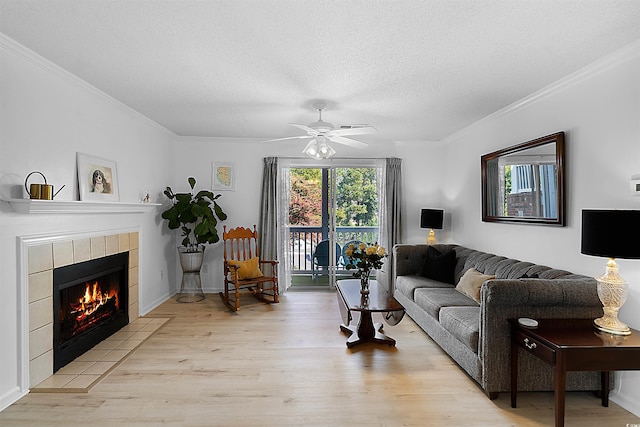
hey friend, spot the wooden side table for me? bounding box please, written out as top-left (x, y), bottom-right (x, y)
top-left (336, 279), bottom-right (405, 348)
top-left (510, 318), bottom-right (640, 427)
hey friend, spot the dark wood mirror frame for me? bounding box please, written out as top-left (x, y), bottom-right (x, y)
top-left (481, 132), bottom-right (565, 226)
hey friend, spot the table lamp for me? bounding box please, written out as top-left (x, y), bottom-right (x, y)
top-left (581, 209), bottom-right (640, 335)
top-left (420, 209), bottom-right (444, 245)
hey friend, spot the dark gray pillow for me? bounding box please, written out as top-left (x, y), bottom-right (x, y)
top-left (422, 246), bottom-right (456, 284)
top-left (519, 272), bottom-right (539, 279)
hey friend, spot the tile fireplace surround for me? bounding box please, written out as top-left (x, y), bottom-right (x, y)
top-left (25, 230), bottom-right (140, 388)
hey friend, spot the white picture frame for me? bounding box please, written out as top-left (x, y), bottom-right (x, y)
top-left (77, 153), bottom-right (120, 201)
top-left (212, 162), bottom-right (235, 191)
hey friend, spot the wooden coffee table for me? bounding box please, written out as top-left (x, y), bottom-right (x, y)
top-left (336, 279), bottom-right (405, 348)
top-left (510, 318), bottom-right (640, 427)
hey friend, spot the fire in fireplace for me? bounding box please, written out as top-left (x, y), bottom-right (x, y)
top-left (53, 252), bottom-right (129, 371)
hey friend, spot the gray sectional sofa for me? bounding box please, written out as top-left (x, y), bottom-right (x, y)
top-left (385, 243), bottom-right (605, 399)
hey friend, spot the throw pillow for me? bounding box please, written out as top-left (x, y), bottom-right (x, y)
top-left (421, 246), bottom-right (456, 284)
top-left (455, 268), bottom-right (495, 303)
top-left (227, 257), bottom-right (263, 281)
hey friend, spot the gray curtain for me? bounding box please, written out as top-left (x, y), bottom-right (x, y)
top-left (379, 157), bottom-right (402, 292)
top-left (258, 157), bottom-right (278, 263)
top-left (486, 160), bottom-right (499, 216)
top-left (385, 157), bottom-right (403, 249)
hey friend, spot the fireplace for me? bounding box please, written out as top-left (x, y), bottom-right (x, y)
top-left (53, 252), bottom-right (129, 372)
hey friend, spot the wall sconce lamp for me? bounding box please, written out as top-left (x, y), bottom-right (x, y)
top-left (581, 209), bottom-right (640, 335)
top-left (420, 209), bottom-right (444, 245)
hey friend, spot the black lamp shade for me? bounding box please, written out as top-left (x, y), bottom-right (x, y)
top-left (420, 209), bottom-right (444, 230)
top-left (581, 210), bottom-right (640, 259)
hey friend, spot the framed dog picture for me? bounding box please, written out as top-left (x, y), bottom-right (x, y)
top-left (77, 153), bottom-right (120, 201)
top-left (212, 162), bottom-right (235, 191)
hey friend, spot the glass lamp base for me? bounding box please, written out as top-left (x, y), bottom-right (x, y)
top-left (593, 259), bottom-right (632, 336)
top-left (593, 318), bottom-right (631, 336)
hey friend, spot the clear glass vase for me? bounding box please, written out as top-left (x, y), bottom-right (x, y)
top-left (360, 271), bottom-right (370, 296)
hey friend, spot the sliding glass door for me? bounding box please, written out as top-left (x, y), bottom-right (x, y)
top-left (285, 160), bottom-right (382, 289)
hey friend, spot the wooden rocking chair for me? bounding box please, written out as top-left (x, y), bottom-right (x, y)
top-left (219, 225), bottom-right (279, 311)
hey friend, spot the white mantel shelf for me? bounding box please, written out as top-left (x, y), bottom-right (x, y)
top-left (2, 198), bottom-right (161, 214)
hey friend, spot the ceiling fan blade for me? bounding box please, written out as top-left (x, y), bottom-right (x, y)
top-left (289, 123), bottom-right (320, 135)
top-left (331, 126), bottom-right (378, 137)
top-left (262, 135), bottom-right (312, 143)
top-left (328, 135), bottom-right (368, 149)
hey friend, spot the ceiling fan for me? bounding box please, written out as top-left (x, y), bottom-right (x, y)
top-left (265, 106), bottom-right (377, 159)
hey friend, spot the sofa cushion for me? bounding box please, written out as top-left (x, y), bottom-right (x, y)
top-left (493, 259), bottom-right (520, 278)
top-left (439, 306), bottom-right (480, 353)
top-left (464, 252), bottom-right (496, 273)
top-left (396, 275), bottom-right (453, 300)
top-left (519, 271), bottom-right (539, 279)
top-left (538, 268), bottom-right (573, 279)
top-left (455, 268), bottom-right (495, 303)
top-left (414, 288), bottom-right (478, 319)
top-left (523, 264), bottom-right (551, 277)
top-left (451, 246), bottom-right (475, 284)
top-left (421, 246), bottom-right (456, 284)
top-left (506, 261), bottom-right (535, 279)
top-left (480, 255), bottom-right (509, 276)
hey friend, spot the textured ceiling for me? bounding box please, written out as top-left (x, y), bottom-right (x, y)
top-left (2, 0), bottom-right (640, 144)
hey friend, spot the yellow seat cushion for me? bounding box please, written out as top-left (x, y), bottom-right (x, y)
top-left (227, 257), bottom-right (263, 281)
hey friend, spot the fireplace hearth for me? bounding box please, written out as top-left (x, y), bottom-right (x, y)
top-left (53, 252), bottom-right (129, 372)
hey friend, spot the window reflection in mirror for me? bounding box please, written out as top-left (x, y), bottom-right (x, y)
top-left (482, 132), bottom-right (565, 226)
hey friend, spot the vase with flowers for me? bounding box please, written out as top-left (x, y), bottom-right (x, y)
top-left (344, 242), bottom-right (387, 295)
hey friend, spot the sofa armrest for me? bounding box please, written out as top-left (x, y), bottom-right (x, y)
top-left (483, 277), bottom-right (601, 307)
top-left (387, 244), bottom-right (430, 293)
top-left (478, 278), bottom-right (603, 393)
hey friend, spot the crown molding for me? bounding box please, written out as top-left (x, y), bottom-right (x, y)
top-left (0, 33), bottom-right (176, 138)
top-left (441, 39), bottom-right (640, 144)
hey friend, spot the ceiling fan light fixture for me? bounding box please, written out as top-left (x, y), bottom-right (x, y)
top-left (318, 141), bottom-right (335, 158)
top-left (303, 138), bottom-right (335, 159)
top-left (272, 106), bottom-right (373, 157)
top-left (303, 140), bottom-right (319, 157)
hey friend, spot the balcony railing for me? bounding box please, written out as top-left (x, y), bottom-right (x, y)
top-left (289, 226), bottom-right (379, 274)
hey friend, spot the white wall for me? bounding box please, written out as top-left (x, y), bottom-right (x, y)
top-left (168, 137), bottom-right (440, 292)
top-left (397, 141), bottom-right (449, 244)
top-left (0, 35), bottom-right (174, 409)
top-left (4, 28), bottom-right (638, 418)
top-left (439, 41), bottom-right (640, 415)
top-left (0, 34), bottom-right (445, 410)
top-left (105, 38), bottom-right (640, 419)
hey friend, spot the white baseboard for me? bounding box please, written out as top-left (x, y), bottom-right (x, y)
top-left (610, 393), bottom-right (640, 419)
top-left (139, 291), bottom-right (172, 316)
top-left (0, 386), bottom-right (27, 412)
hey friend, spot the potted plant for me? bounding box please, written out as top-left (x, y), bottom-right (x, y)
top-left (161, 177), bottom-right (227, 302)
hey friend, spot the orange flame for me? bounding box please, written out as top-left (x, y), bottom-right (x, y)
top-left (72, 281), bottom-right (118, 321)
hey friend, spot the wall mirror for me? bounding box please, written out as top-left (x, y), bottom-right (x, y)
top-left (481, 132), bottom-right (565, 226)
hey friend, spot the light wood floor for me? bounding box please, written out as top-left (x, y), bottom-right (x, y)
top-left (2, 290), bottom-right (639, 426)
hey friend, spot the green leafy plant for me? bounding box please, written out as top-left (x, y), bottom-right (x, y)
top-left (161, 177), bottom-right (227, 252)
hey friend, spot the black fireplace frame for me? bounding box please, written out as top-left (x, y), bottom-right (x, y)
top-left (53, 252), bottom-right (129, 372)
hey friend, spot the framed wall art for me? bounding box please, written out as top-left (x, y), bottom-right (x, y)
top-left (77, 153), bottom-right (120, 201)
top-left (212, 162), bottom-right (235, 191)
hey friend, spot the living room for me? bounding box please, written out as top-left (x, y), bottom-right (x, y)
top-left (1, 1), bottom-right (640, 424)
